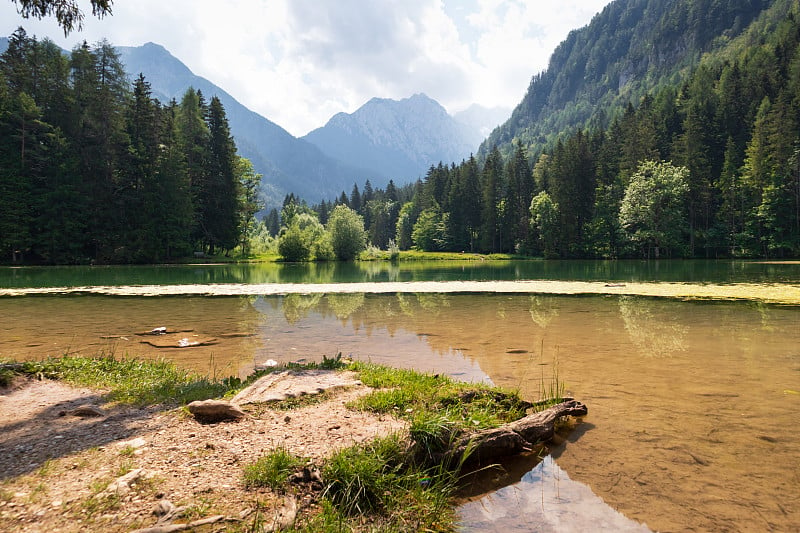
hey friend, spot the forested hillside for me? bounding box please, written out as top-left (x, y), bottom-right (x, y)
top-left (280, 0), bottom-right (799, 260)
top-left (480, 0), bottom-right (773, 160)
top-left (0, 29), bottom-right (261, 264)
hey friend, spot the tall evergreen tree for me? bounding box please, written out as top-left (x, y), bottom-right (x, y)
top-left (204, 95), bottom-right (240, 253)
top-left (481, 147), bottom-right (503, 253)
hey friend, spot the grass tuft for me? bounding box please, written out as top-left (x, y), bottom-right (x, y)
top-left (320, 433), bottom-right (457, 530)
top-left (243, 448), bottom-right (305, 490)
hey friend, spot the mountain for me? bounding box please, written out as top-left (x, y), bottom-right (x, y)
top-left (302, 94), bottom-right (480, 183)
top-left (453, 104), bottom-right (510, 142)
top-left (117, 42), bottom-right (379, 205)
top-left (481, 0), bottom-right (774, 159)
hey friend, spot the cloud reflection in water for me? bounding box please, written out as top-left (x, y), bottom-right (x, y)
top-left (458, 456), bottom-right (651, 533)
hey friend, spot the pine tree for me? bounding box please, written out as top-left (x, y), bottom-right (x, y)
top-left (204, 95), bottom-right (240, 253)
top-left (481, 147), bottom-right (503, 253)
top-left (178, 88), bottom-right (209, 250)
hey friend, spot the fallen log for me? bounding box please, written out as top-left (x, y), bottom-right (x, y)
top-left (139, 337), bottom-right (218, 348)
top-left (439, 400), bottom-right (588, 466)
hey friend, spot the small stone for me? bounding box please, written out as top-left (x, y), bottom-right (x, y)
top-left (103, 468), bottom-right (144, 496)
top-left (153, 499), bottom-right (175, 517)
top-left (117, 437), bottom-right (147, 449)
top-left (68, 404), bottom-right (106, 418)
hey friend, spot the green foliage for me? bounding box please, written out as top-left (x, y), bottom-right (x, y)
top-left (326, 204), bottom-right (367, 261)
top-left (277, 211), bottom-right (328, 262)
top-left (321, 434), bottom-right (457, 530)
top-left (0, 35), bottom-right (251, 264)
top-left (619, 160), bottom-right (690, 258)
top-left (530, 191), bottom-right (560, 258)
top-left (352, 362), bottom-right (529, 436)
top-left (12, 0), bottom-right (113, 34)
top-left (412, 207), bottom-right (449, 252)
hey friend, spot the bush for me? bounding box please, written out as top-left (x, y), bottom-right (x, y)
top-left (327, 205), bottom-right (367, 260)
top-left (277, 224), bottom-right (311, 261)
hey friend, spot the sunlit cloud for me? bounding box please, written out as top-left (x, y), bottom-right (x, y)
top-left (1, 0), bottom-right (612, 136)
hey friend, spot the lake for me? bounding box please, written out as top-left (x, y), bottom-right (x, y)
top-left (1, 260), bottom-right (799, 531)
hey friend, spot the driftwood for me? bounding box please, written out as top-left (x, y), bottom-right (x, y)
top-left (441, 400), bottom-right (588, 466)
top-left (130, 515), bottom-right (230, 533)
top-left (134, 328), bottom-right (195, 336)
top-left (139, 337), bottom-right (218, 349)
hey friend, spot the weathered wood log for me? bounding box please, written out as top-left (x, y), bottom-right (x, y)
top-left (139, 337), bottom-right (218, 348)
top-left (130, 515), bottom-right (230, 533)
top-left (442, 400), bottom-right (587, 466)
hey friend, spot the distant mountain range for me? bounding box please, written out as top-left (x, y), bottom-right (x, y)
top-left (117, 42), bottom-right (383, 206)
top-left (2, 37), bottom-right (502, 204)
top-left (302, 94), bottom-right (502, 182)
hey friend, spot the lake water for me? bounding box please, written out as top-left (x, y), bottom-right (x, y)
top-left (1, 260), bottom-right (799, 531)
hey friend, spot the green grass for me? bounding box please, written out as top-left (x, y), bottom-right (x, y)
top-left (11, 354), bottom-right (238, 406)
top-left (358, 249), bottom-right (525, 261)
top-left (318, 434), bottom-right (457, 531)
top-left (243, 448), bottom-right (305, 490)
top-left (351, 362), bottom-right (530, 433)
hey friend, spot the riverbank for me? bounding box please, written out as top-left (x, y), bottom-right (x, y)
top-left (0, 356), bottom-right (580, 532)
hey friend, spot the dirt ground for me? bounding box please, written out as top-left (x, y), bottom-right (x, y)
top-left (0, 376), bottom-right (406, 532)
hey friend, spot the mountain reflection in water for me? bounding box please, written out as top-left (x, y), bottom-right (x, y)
top-left (458, 456), bottom-right (651, 533)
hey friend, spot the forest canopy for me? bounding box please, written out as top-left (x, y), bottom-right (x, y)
top-left (0, 28), bottom-right (261, 264)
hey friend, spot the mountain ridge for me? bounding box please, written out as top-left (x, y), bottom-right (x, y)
top-left (117, 42), bottom-right (381, 205)
top-left (302, 93), bottom-right (489, 182)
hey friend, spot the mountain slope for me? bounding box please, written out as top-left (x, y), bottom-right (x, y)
top-left (481, 0), bottom-right (773, 158)
top-left (118, 42), bottom-right (379, 204)
top-left (302, 94), bottom-right (480, 182)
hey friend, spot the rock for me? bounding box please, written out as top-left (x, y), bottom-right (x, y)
top-left (118, 437), bottom-right (147, 449)
top-left (186, 400), bottom-right (246, 423)
top-left (288, 466), bottom-right (322, 484)
top-left (67, 404), bottom-right (106, 417)
top-left (103, 468), bottom-right (145, 496)
top-left (264, 496), bottom-right (297, 532)
top-left (232, 370), bottom-right (362, 404)
top-left (153, 499), bottom-right (175, 518)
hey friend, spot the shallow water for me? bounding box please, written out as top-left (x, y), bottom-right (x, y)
top-left (1, 263), bottom-right (799, 531)
top-left (458, 456), bottom-right (652, 532)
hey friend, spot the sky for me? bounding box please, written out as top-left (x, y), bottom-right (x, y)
top-left (2, 0), bottom-right (613, 137)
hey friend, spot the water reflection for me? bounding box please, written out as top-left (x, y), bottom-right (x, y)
top-left (618, 296), bottom-right (687, 357)
top-left (2, 293), bottom-right (799, 531)
top-left (458, 456), bottom-right (651, 533)
top-left (529, 295), bottom-right (560, 328)
top-left (2, 259), bottom-right (799, 288)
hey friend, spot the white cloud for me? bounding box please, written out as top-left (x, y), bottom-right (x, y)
top-left (1, 0), bottom-right (612, 136)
